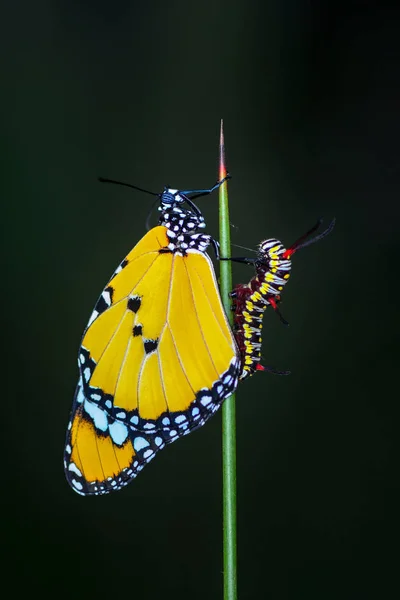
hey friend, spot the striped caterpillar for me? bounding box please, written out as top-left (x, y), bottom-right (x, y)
top-left (228, 218), bottom-right (335, 379)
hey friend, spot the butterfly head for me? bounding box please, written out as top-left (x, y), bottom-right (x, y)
top-left (160, 187), bottom-right (186, 207)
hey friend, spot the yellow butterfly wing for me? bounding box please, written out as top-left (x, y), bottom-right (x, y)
top-left (64, 225), bottom-right (240, 495)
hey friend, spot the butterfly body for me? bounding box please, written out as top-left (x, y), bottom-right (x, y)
top-left (64, 180), bottom-right (241, 495)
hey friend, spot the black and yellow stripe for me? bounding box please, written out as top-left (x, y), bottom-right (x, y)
top-left (231, 219), bottom-right (335, 379)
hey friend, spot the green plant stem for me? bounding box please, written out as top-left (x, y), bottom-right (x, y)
top-left (218, 120), bottom-right (237, 600)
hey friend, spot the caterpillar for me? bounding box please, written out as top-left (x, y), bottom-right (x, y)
top-left (229, 218), bottom-right (335, 379)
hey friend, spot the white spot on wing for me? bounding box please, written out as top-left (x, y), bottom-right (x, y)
top-left (102, 289), bottom-right (112, 306)
top-left (133, 437), bottom-right (150, 452)
top-left (200, 395), bottom-right (212, 407)
top-left (175, 415), bottom-right (186, 424)
top-left (68, 462), bottom-right (83, 477)
top-left (83, 400), bottom-right (108, 431)
top-left (87, 310), bottom-right (99, 327)
top-left (76, 385), bottom-right (85, 405)
top-left (109, 421), bottom-right (129, 445)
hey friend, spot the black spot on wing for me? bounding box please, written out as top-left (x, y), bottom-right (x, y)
top-left (133, 325), bottom-right (143, 337)
top-left (144, 338), bottom-right (158, 354)
top-left (127, 295), bottom-right (141, 312)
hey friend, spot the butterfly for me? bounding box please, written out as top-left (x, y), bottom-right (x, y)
top-left (64, 176), bottom-right (241, 495)
top-left (227, 218), bottom-right (335, 379)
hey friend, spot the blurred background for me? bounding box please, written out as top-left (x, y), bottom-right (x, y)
top-left (2, 1), bottom-right (399, 598)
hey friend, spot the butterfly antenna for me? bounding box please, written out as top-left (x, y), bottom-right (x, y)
top-left (98, 177), bottom-right (160, 197)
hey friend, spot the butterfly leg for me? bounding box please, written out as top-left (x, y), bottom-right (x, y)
top-left (219, 256), bottom-right (257, 266)
top-left (181, 174), bottom-right (232, 200)
top-left (210, 238), bottom-right (220, 259)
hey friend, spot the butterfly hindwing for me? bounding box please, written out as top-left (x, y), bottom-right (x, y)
top-left (64, 378), bottom-right (165, 495)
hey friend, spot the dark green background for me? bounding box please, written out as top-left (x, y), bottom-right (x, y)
top-left (2, 1), bottom-right (399, 598)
